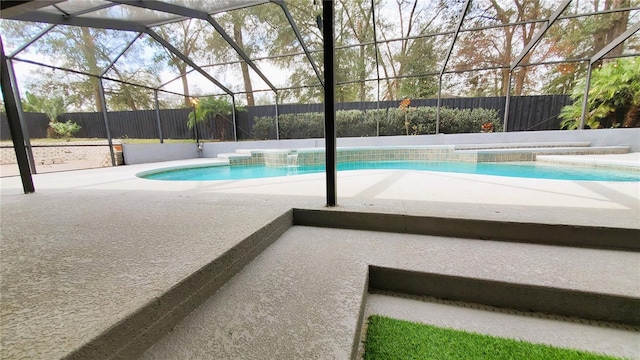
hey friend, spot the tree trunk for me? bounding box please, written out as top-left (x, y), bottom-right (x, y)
top-left (179, 65), bottom-right (190, 107)
top-left (594, 0), bottom-right (630, 56)
top-left (500, 29), bottom-right (513, 96)
top-left (80, 28), bottom-right (103, 112)
top-left (233, 16), bottom-right (254, 106)
top-left (606, 0), bottom-right (629, 57)
top-left (623, 105), bottom-right (639, 127)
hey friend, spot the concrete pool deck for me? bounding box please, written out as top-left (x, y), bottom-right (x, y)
top-left (1, 153), bottom-right (639, 359)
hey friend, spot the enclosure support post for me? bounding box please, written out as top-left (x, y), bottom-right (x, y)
top-left (231, 95), bottom-right (238, 142)
top-left (7, 58), bottom-right (36, 174)
top-left (323, 0), bottom-right (337, 207)
top-left (579, 63), bottom-right (592, 130)
top-left (154, 89), bottom-right (163, 143)
top-left (436, 75), bottom-right (443, 135)
top-left (191, 99), bottom-right (199, 143)
top-left (1, 38), bottom-right (34, 193)
top-left (371, 0), bottom-right (381, 137)
top-left (274, 91), bottom-right (280, 140)
top-left (98, 78), bottom-right (116, 166)
top-left (437, 0), bottom-right (471, 135)
top-left (503, 72), bottom-right (513, 132)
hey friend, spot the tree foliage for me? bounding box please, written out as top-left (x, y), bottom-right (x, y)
top-left (1, 22), bottom-right (160, 112)
top-left (187, 96), bottom-right (245, 140)
top-left (155, 19), bottom-right (212, 107)
top-left (1, 0), bottom-right (637, 111)
top-left (21, 91), bottom-right (71, 122)
top-left (543, 0), bottom-right (633, 95)
top-left (48, 120), bottom-right (81, 139)
top-left (560, 58), bottom-right (640, 129)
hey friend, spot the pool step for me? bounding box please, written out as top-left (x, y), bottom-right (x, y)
top-left (453, 141), bottom-right (592, 150)
top-left (213, 144), bottom-right (631, 165)
top-left (455, 145), bottom-right (630, 155)
top-left (216, 152), bottom-right (252, 160)
top-left (453, 145), bottom-right (630, 162)
top-left (537, 153), bottom-right (640, 171)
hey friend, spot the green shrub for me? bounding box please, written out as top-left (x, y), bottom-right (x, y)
top-left (252, 106), bottom-right (501, 139)
top-left (48, 120), bottom-right (81, 139)
top-left (560, 57), bottom-right (640, 129)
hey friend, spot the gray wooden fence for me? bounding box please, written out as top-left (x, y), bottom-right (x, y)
top-left (1, 95), bottom-right (571, 141)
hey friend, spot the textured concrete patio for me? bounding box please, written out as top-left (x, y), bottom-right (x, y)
top-left (1, 154), bottom-right (638, 359)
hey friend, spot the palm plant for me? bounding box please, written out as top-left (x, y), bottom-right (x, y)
top-left (187, 97), bottom-right (242, 140)
top-left (22, 91), bottom-right (68, 122)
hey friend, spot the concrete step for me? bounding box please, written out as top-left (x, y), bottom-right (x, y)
top-left (537, 152), bottom-right (640, 171)
top-left (57, 211), bottom-right (293, 360)
top-left (139, 221), bottom-right (639, 360)
top-left (13, 208), bottom-right (637, 359)
top-left (454, 141), bottom-right (592, 150)
top-left (454, 145), bottom-right (630, 155)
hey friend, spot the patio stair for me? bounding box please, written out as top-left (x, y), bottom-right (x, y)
top-left (62, 209), bottom-right (640, 359)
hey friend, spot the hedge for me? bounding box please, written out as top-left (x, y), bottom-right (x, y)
top-left (253, 106), bottom-right (501, 139)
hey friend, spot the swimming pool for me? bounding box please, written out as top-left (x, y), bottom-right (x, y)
top-left (140, 160), bottom-right (640, 182)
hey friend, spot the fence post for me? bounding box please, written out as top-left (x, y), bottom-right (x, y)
top-left (154, 89), bottom-right (164, 143)
top-left (98, 78), bottom-right (116, 166)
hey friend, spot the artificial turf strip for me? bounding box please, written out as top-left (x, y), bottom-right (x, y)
top-left (363, 315), bottom-right (623, 360)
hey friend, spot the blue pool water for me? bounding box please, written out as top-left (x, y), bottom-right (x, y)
top-left (141, 161), bottom-right (640, 182)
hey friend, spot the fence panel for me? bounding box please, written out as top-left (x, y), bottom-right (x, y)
top-left (248, 95), bottom-right (570, 134)
top-left (1, 112), bottom-right (49, 140)
top-left (1, 95), bottom-right (572, 141)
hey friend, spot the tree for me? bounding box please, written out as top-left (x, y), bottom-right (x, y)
top-left (453, 0), bottom-right (552, 96)
top-left (543, 0), bottom-right (633, 95)
top-left (255, 0), bottom-right (379, 103)
top-left (104, 82), bottom-right (155, 111)
top-left (21, 91), bottom-right (69, 122)
top-left (254, 1), bottom-right (323, 103)
top-left (376, 0), bottom-right (447, 100)
top-left (207, 9), bottom-right (263, 106)
top-left (156, 19), bottom-right (212, 107)
top-left (560, 57), bottom-right (640, 129)
top-left (396, 36), bottom-right (439, 98)
top-left (21, 91), bottom-right (82, 139)
top-left (188, 96), bottom-right (242, 140)
top-left (336, 0), bottom-right (378, 101)
top-left (1, 21), bottom-right (160, 111)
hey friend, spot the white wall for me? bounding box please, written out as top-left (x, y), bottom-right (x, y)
top-left (123, 143), bottom-right (199, 165)
top-left (123, 128), bottom-right (640, 165)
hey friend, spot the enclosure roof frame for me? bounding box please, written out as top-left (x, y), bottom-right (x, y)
top-left (1, 0), bottom-right (323, 97)
top-left (3, 1), bottom-right (638, 98)
top-left (107, 0), bottom-right (278, 93)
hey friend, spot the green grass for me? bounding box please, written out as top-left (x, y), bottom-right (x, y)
top-left (363, 315), bottom-right (623, 360)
